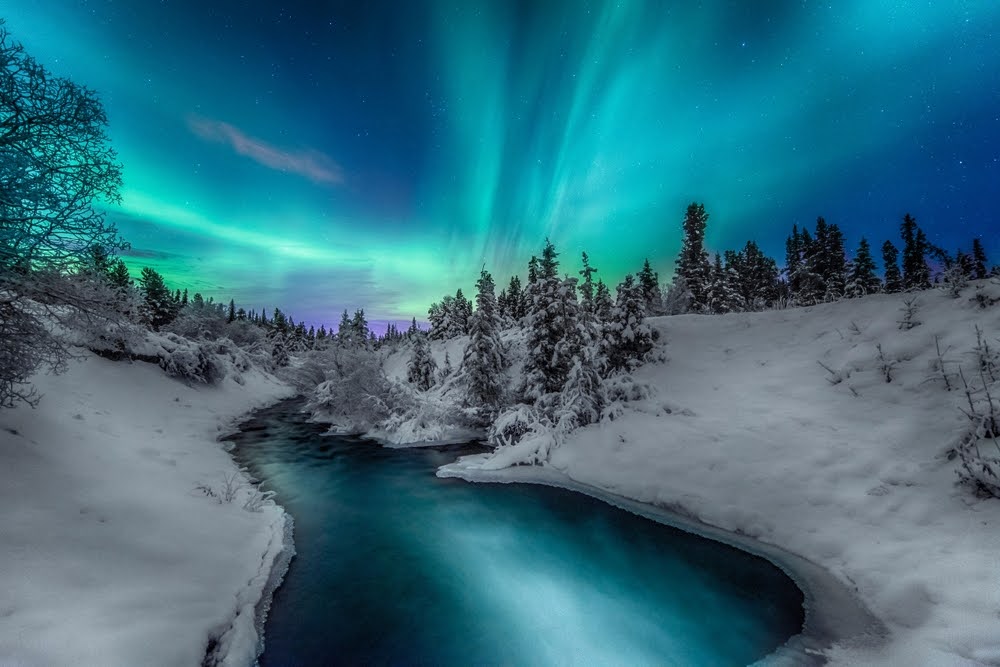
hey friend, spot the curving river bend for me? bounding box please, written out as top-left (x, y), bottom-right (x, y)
top-left (228, 399), bottom-right (805, 666)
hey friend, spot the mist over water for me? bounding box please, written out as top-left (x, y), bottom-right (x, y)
top-left (230, 400), bottom-right (804, 666)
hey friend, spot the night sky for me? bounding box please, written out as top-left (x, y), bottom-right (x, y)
top-left (5, 1), bottom-right (999, 329)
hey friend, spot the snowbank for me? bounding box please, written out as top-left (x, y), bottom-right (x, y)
top-left (0, 352), bottom-right (295, 666)
top-left (443, 281), bottom-right (1000, 665)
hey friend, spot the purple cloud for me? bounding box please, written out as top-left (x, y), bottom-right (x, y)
top-left (187, 115), bottom-right (344, 185)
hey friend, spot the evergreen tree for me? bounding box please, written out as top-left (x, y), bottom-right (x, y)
top-left (138, 267), bottom-right (177, 329)
top-left (593, 279), bottom-right (613, 322)
top-left (706, 253), bottom-right (726, 314)
top-left (882, 240), bottom-right (902, 293)
top-left (784, 225), bottom-right (802, 297)
top-left (338, 309), bottom-right (352, 342)
top-left (108, 259), bottom-right (131, 290)
top-left (637, 258), bottom-right (662, 314)
top-left (900, 213), bottom-right (930, 290)
top-left (522, 240), bottom-right (569, 405)
top-left (460, 269), bottom-right (507, 416)
top-left (272, 307), bottom-right (288, 333)
top-left (408, 317), bottom-right (419, 336)
top-left (914, 228), bottom-right (931, 289)
top-left (578, 252), bottom-right (598, 315)
top-left (452, 288), bottom-right (473, 335)
top-left (507, 275), bottom-right (525, 320)
top-left (824, 223), bottom-right (847, 300)
top-left (603, 274), bottom-right (654, 372)
top-left (181, 288), bottom-right (188, 306)
top-left (847, 237), bottom-right (880, 297)
top-left (351, 308), bottom-right (369, 342)
top-left (439, 350), bottom-right (453, 383)
top-left (727, 241), bottom-right (779, 309)
top-left (972, 238), bottom-right (989, 280)
top-left (527, 256), bottom-right (539, 284)
top-left (407, 333), bottom-right (436, 391)
top-left (675, 202), bottom-right (711, 311)
top-left (227, 299), bottom-right (236, 323)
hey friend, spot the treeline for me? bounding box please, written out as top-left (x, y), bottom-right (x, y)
top-left (674, 203), bottom-right (996, 315)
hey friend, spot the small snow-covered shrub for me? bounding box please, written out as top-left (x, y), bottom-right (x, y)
top-left (483, 404), bottom-right (557, 467)
top-left (897, 297), bottom-right (921, 331)
top-left (155, 334), bottom-right (225, 385)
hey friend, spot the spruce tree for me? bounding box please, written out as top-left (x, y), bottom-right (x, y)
top-left (784, 225), bottom-right (802, 298)
top-left (824, 223), bottom-right (847, 300)
top-left (407, 333), bottom-right (436, 391)
top-left (603, 274), bottom-right (654, 372)
top-left (452, 289), bottom-right (473, 335)
top-left (914, 228), bottom-right (931, 289)
top-left (882, 240), bottom-right (902, 293)
top-left (675, 202), bottom-right (711, 311)
top-left (638, 258), bottom-right (662, 315)
top-left (899, 213), bottom-right (930, 290)
top-left (593, 279), bottom-right (613, 322)
top-left (461, 269), bottom-right (507, 416)
top-left (972, 238), bottom-right (988, 280)
top-left (507, 275), bottom-right (525, 320)
top-left (138, 267), bottom-right (177, 329)
top-left (522, 240), bottom-right (568, 406)
top-left (227, 299), bottom-right (236, 323)
top-left (847, 237), bottom-right (880, 297)
top-left (108, 259), bottom-right (131, 290)
top-left (578, 252), bottom-right (598, 315)
top-left (351, 308), bottom-right (369, 342)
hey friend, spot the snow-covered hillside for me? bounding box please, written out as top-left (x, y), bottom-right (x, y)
top-left (0, 353), bottom-right (293, 667)
top-left (441, 281), bottom-right (1000, 665)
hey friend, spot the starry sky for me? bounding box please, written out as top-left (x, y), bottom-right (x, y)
top-left (4, 1), bottom-right (999, 330)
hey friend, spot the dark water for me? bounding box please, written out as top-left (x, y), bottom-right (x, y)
top-left (228, 399), bottom-right (804, 666)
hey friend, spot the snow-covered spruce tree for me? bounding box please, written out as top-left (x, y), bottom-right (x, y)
top-left (603, 274), bottom-right (655, 373)
top-left (971, 238), bottom-right (989, 280)
top-left (900, 213), bottom-right (931, 290)
top-left (138, 267), bottom-right (179, 330)
top-left (707, 253), bottom-right (739, 313)
top-left (593, 279), bottom-right (614, 322)
top-left (459, 269), bottom-right (507, 418)
top-left (0, 22), bottom-right (126, 407)
top-left (675, 202), bottom-right (712, 311)
top-left (784, 225), bottom-right (803, 299)
top-left (556, 299), bottom-right (605, 430)
top-left (438, 350), bottom-right (453, 384)
top-left (522, 239), bottom-right (571, 407)
top-left (407, 331), bottom-right (437, 391)
top-left (882, 240), bottom-right (903, 293)
top-left (578, 252), bottom-right (598, 316)
top-left (638, 258), bottom-right (662, 315)
top-left (727, 241), bottom-right (779, 310)
top-left (847, 237), bottom-right (881, 297)
top-left (823, 223), bottom-right (847, 300)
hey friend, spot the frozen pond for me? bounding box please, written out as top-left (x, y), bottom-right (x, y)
top-left (229, 399), bottom-right (804, 665)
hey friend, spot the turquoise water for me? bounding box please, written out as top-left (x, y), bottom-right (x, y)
top-left (229, 400), bottom-right (804, 666)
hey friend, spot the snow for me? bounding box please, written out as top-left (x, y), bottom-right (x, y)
top-left (0, 351), bottom-right (294, 667)
top-left (439, 281), bottom-right (1000, 665)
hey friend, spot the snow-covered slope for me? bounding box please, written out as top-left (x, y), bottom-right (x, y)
top-left (0, 353), bottom-right (294, 667)
top-left (443, 281), bottom-right (1000, 665)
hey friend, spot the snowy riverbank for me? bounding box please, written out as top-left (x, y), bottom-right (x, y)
top-left (0, 353), bottom-right (294, 666)
top-left (435, 283), bottom-right (1000, 665)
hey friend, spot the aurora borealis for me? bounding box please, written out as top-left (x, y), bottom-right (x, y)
top-left (4, 1), bottom-right (998, 329)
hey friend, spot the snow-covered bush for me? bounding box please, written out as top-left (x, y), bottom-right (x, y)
top-left (305, 344), bottom-right (410, 431)
top-left (483, 405), bottom-right (557, 468)
top-left (154, 333), bottom-right (226, 385)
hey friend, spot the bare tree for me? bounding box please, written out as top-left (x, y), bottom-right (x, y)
top-left (1, 20), bottom-right (125, 406)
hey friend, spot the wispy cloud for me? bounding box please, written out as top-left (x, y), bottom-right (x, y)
top-left (187, 115), bottom-right (344, 185)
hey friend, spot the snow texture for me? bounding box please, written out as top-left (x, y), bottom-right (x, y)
top-left (0, 351), bottom-right (294, 666)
